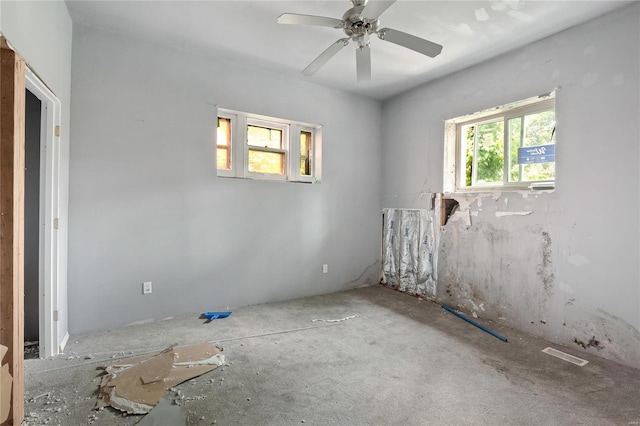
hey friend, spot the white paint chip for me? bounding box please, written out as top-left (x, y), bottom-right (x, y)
top-left (508, 10), bottom-right (534, 22)
top-left (448, 23), bottom-right (475, 36)
top-left (542, 347), bottom-right (588, 366)
top-left (495, 211), bottom-right (532, 217)
top-left (475, 8), bottom-right (490, 21)
top-left (490, 1), bottom-right (507, 11)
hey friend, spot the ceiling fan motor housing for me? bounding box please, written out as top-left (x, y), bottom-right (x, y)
top-left (342, 5), bottom-right (379, 43)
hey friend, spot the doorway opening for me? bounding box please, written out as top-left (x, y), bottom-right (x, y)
top-left (24, 67), bottom-right (65, 358)
top-left (24, 88), bottom-right (41, 359)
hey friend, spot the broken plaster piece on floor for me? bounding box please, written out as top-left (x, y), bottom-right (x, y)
top-left (135, 398), bottom-right (188, 426)
top-left (312, 315), bottom-right (358, 323)
top-left (109, 388), bottom-right (155, 415)
top-left (96, 342), bottom-right (224, 414)
top-left (173, 353), bottom-right (225, 367)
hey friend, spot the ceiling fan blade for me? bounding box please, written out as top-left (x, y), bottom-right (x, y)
top-left (302, 38), bottom-right (350, 76)
top-left (277, 13), bottom-right (343, 28)
top-left (377, 28), bottom-right (443, 58)
top-left (361, 1), bottom-right (397, 20)
top-left (356, 45), bottom-right (371, 82)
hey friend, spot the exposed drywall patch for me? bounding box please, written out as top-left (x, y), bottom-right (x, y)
top-left (441, 198), bottom-right (460, 226)
top-left (438, 218), bottom-right (558, 337)
top-left (538, 231), bottom-right (554, 296)
top-left (449, 209), bottom-right (471, 227)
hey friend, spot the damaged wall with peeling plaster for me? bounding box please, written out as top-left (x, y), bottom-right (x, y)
top-left (381, 4), bottom-right (639, 367)
top-left (68, 25), bottom-right (383, 333)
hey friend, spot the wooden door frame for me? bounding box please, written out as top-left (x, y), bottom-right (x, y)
top-left (1, 36), bottom-right (26, 426)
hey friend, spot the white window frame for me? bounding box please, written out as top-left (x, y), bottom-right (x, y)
top-left (245, 117), bottom-right (289, 181)
top-left (293, 125), bottom-right (316, 183)
top-left (444, 92), bottom-right (556, 193)
top-left (216, 107), bottom-right (322, 183)
top-left (216, 111), bottom-right (237, 178)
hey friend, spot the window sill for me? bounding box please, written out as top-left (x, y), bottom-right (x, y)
top-left (446, 187), bottom-right (555, 196)
top-left (216, 174), bottom-right (319, 184)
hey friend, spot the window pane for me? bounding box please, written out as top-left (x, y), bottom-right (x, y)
top-left (248, 149), bottom-right (285, 174)
top-left (510, 110), bottom-right (555, 182)
top-left (521, 109), bottom-right (556, 182)
top-left (300, 131), bottom-right (312, 176)
top-left (217, 147), bottom-right (229, 170)
top-left (248, 125), bottom-right (282, 149)
top-left (462, 125), bottom-right (475, 187)
top-left (508, 117), bottom-right (522, 182)
top-left (217, 117), bottom-right (231, 170)
top-left (475, 120), bottom-right (504, 185)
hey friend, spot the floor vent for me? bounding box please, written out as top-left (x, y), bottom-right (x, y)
top-left (542, 347), bottom-right (588, 366)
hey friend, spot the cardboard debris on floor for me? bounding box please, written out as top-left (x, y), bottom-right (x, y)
top-left (96, 342), bottom-right (224, 415)
top-left (1, 344), bottom-right (12, 423)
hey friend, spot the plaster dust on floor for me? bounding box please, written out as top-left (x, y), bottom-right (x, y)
top-left (23, 286), bottom-right (640, 425)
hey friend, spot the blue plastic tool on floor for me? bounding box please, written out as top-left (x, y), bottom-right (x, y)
top-left (203, 311), bottom-right (232, 321)
top-left (441, 304), bottom-right (507, 342)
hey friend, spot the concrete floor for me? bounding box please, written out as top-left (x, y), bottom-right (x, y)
top-left (24, 285), bottom-right (640, 425)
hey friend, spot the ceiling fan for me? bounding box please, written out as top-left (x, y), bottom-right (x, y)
top-left (277, 0), bottom-right (443, 82)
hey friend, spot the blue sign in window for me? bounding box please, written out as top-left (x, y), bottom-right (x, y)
top-left (517, 144), bottom-right (555, 164)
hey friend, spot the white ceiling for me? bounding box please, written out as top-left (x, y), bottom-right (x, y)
top-left (65, 0), bottom-right (631, 100)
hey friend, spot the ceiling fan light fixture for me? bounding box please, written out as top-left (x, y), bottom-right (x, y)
top-left (278, 0), bottom-right (443, 80)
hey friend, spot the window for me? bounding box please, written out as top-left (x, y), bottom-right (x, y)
top-left (216, 117), bottom-right (232, 170)
top-left (445, 93), bottom-right (555, 192)
top-left (216, 108), bottom-right (321, 183)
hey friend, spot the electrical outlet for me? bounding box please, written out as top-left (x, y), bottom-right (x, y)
top-left (142, 281), bottom-right (153, 294)
top-left (322, 264), bottom-right (328, 274)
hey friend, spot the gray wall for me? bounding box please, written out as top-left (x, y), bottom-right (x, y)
top-left (25, 89), bottom-right (41, 342)
top-left (68, 24), bottom-right (383, 334)
top-left (381, 4), bottom-right (639, 367)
